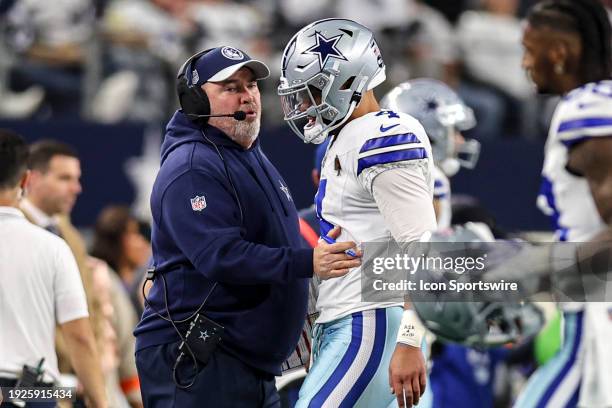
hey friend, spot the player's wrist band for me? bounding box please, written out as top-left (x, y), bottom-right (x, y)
top-left (396, 309), bottom-right (425, 347)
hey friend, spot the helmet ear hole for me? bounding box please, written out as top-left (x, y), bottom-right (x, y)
top-left (340, 76), bottom-right (356, 90)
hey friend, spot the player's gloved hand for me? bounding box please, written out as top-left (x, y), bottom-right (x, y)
top-left (389, 344), bottom-right (426, 407)
top-left (313, 226), bottom-right (362, 280)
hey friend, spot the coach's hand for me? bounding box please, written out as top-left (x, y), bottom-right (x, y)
top-left (313, 226), bottom-right (361, 280)
top-left (389, 344), bottom-right (426, 407)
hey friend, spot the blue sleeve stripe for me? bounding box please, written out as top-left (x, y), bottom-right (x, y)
top-left (434, 179), bottom-right (444, 188)
top-left (434, 192), bottom-right (447, 199)
top-left (359, 133), bottom-right (420, 154)
top-left (560, 134), bottom-right (612, 147)
top-left (357, 147), bottom-right (427, 175)
top-left (558, 117), bottom-right (612, 133)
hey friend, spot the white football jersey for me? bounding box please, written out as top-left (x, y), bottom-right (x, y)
top-left (432, 166), bottom-right (452, 229)
top-left (537, 81), bottom-right (610, 243)
top-left (537, 80), bottom-right (612, 407)
top-left (314, 110), bottom-right (435, 323)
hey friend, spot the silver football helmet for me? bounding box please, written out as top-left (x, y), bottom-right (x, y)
top-left (413, 225), bottom-right (544, 348)
top-left (278, 18), bottom-right (386, 144)
top-left (380, 79), bottom-right (480, 176)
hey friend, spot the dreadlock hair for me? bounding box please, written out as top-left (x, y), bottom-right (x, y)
top-left (527, 0), bottom-right (612, 84)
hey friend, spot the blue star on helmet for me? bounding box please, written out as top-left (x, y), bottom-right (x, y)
top-left (303, 31), bottom-right (347, 69)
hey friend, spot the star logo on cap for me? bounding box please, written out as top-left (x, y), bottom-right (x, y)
top-left (221, 46), bottom-right (244, 60)
top-left (303, 31), bottom-right (347, 69)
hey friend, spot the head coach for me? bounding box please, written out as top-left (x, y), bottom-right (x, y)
top-left (133, 46), bottom-right (361, 407)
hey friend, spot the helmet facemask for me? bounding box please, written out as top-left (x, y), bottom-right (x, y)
top-left (436, 102), bottom-right (480, 175)
top-left (380, 79), bottom-right (481, 175)
top-left (279, 65), bottom-right (367, 144)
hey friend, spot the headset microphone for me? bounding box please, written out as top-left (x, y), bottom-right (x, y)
top-left (186, 111), bottom-right (247, 121)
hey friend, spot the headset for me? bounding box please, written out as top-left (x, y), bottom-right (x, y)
top-left (176, 48), bottom-right (247, 124)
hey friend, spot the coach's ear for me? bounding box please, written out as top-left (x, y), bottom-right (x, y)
top-left (19, 169), bottom-right (30, 198)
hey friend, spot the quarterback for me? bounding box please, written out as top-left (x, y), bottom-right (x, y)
top-left (279, 18), bottom-right (436, 407)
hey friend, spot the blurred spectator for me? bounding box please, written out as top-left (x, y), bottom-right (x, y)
top-left (423, 0), bottom-right (472, 23)
top-left (278, 0), bottom-right (333, 30)
top-left (455, 0), bottom-right (536, 138)
top-left (189, 0), bottom-right (280, 124)
top-left (20, 139), bottom-right (137, 407)
top-left (383, 0), bottom-right (460, 86)
top-left (4, 0), bottom-right (97, 119)
top-left (0, 130), bottom-right (106, 408)
top-left (95, 0), bottom-right (195, 123)
top-left (89, 256), bottom-right (143, 408)
top-left (335, 0), bottom-right (412, 32)
top-left (190, 0), bottom-right (269, 54)
top-left (91, 204), bottom-right (151, 315)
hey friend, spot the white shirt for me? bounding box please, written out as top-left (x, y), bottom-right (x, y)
top-left (538, 81), bottom-right (611, 243)
top-left (0, 207), bottom-right (88, 382)
top-left (315, 110), bottom-right (437, 323)
top-left (20, 198), bottom-right (57, 230)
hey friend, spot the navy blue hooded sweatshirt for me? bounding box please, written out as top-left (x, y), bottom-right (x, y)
top-left (134, 111), bottom-right (313, 375)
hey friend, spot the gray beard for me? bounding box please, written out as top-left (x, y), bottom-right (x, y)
top-left (232, 118), bottom-right (260, 147)
top-left (210, 117), bottom-right (260, 148)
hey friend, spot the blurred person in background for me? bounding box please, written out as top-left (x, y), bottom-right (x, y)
top-left (380, 79), bottom-right (514, 408)
top-left (20, 139), bottom-right (140, 407)
top-left (398, 1), bottom-right (460, 86)
top-left (0, 129), bottom-right (106, 408)
top-left (91, 204), bottom-right (151, 316)
top-left (455, 0), bottom-right (537, 139)
top-left (514, 0), bottom-right (612, 406)
top-left (3, 0), bottom-right (98, 119)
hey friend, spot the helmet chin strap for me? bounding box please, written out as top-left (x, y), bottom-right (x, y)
top-left (303, 100), bottom-right (357, 144)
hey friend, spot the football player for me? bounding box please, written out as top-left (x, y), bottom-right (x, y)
top-left (380, 81), bottom-right (511, 408)
top-left (513, 0), bottom-right (612, 406)
top-left (278, 18), bottom-right (436, 408)
top-left (379, 79), bottom-right (480, 231)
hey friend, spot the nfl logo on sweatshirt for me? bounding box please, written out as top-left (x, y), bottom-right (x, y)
top-left (190, 195), bottom-right (207, 212)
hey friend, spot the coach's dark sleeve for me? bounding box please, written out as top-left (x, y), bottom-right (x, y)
top-left (159, 169), bottom-right (313, 284)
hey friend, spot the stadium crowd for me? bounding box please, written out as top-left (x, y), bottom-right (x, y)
top-left (3, 0), bottom-right (608, 137)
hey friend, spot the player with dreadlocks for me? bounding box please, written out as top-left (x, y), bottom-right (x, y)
top-left (515, 0), bottom-right (612, 406)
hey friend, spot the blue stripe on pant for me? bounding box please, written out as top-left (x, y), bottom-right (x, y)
top-left (513, 311), bottom-right (584, 408)
top-left (297, 307), bottom-right (432, 408)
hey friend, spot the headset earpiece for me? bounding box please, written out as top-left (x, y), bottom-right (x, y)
top-left (176, 49), bottom-right (215, 124)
